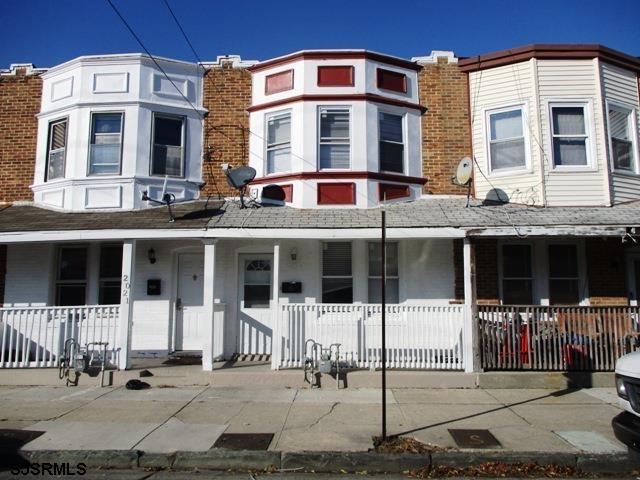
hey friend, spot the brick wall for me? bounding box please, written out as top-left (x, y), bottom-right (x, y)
top-left (201, 60), bottom-right (252, 198)
top-left (418, 58), bottom-right (472, 195)
top-left (0, 68), bottom-right (42, 203)
top-left (453, 238), bottom-right (500, 304)
top-left (585, 238), bottom-right (629, 305)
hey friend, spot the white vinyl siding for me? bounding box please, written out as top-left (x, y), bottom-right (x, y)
top-left (266, 112), bottom-right (291, 174)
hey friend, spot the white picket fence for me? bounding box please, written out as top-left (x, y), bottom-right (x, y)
top-left (275, 304), bottom-right (465, 370)
top-left (0, 306), bottom-right (120, 368)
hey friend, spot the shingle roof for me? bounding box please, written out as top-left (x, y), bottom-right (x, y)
top-left (1, 197), bottom-right (640, 233)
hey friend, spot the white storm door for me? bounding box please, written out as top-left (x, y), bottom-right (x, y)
top-left (238, 254), bottom-right (273, 355)
top-left (175, 253), bottom-right (205, 351)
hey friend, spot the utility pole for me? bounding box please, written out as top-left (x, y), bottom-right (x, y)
top-left (381, 208), bottom-right (387, 440)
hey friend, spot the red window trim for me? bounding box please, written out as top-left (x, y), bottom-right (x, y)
top-left (317, 182), bottom-right (356, 205)
top-left (265, 69), bottom-right (294, 95)
top-left (376, 68), bottom-right (407, 93)
top-left (250, 170), bottom-right (427, 186)
top-left (317, 66), bottom-right (355, 87)
top-left (246, 93), bottom-right (426, 113)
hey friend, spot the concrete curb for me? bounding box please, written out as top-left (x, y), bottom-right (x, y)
top-left (16, 449), bottom-right (640, 474)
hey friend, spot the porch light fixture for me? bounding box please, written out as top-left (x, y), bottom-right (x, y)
top-left (290, 247), bottom-right (298, 261)
top-left (148, 248), bottom-right (157, 264)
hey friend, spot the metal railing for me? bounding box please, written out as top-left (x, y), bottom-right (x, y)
top-left (0, 306), bottom-right (120, 368)
top-left (276, 303), bottom-right (465, 370)
top-left (478, 305), bottom-right (640, 371)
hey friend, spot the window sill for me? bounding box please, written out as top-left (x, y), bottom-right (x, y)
top-left (549, 166), bottom-right (598, 174)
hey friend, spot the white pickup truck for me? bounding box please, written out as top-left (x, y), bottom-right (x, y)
top-left (613, 350), bottom-right (640, 453)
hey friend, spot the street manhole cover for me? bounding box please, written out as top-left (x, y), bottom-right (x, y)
top-left (213, 433), bottom-right (274, 450)
top-left (448, 429), bottom-right (501, 449)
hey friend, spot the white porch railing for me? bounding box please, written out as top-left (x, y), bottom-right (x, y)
top-left (275, 304), bottom-right (465, 370)
top-left (0, 306), bottom-right (120, 368)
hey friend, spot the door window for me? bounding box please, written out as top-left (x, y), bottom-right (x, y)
top-left (244, 259), bottom-right (272, 308)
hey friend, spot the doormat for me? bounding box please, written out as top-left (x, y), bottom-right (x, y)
top-left (213, 433), bottom-right (274, 450)
top-left (448, 429), bottom-right (501, 449)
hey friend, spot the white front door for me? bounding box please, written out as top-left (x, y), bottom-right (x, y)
top-left (238, 254), bottom-right (273, 355)
top-left (175, 253), bottom-right (205, 351)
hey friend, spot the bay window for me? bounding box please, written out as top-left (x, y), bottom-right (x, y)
top-left (266, 112), bottom-right (291, 174)
top-left (319, 107), bottom-right (350, 169)
top-left (89, 113), bottom-right (123, 175)
top-left (151, 114), bottom-right (185, 177)
top-left (487, 106), bottom-right (527, 172)
top-left (322, 242), bottom-right (352, 303)
top-left (608, 104), bottom-right (637, 173)
top-left (550, 105), bottom-right (590, 168)
top-left (379, 112), bottom-right (404, 173)
top-left (368, 242), bottom-right (399, 303)
top-left (46, 118), bottom-right (67, 181)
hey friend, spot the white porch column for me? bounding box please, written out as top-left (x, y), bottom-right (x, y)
top-left (117, 240), bottom-right (136, 370)
top-left (202, 239), bottom-right (218, 371)
top-left (463, 237), bottom-right (481, 373)
top-left (271, 241), bottom-right (281, 370)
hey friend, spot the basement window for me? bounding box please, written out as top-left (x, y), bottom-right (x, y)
top-left (46, 118), bottom-right (67, 181)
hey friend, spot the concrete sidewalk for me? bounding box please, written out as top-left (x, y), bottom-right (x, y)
top-left (0, 383), bottom-right (627, 455)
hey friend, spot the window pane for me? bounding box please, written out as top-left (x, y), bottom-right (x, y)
top-left (51, 121), bottom-right (67, 150)
top-left (89, 144), bottom-right (120, 174)
top-left (267, 114), bottom-right (290, 145)
top-left (379, 141), bottom-right (404, 172)
top-left (320, 144), bottom-right (350, 169)
top-left (502, 245), bottom-right (532, 278)
top-left (368, 242), bottom-right (398, 277)
top-left (490, 138), bottom-right (525, 170)
top-left (154, 117), bottom-right (183, 146)
top-left (613, 138), bottom-right (633, 171)
top-left (58, 248), bottom-right (87, 281)
top-left (549, 279), bottom-right (579, 305)
top-left (322, 278), bottom-right (353, 303)
top-left (267, 147), bottom-right (291, 174)
top-left (57, 285), bottom-right (86, 306)
top-left (553, 138), bottom-right (587, 166)
top-left (368, 278), bottom-right (399, 303)
top-left (244, 285), bottom-right (271, 308)
top-left (549, 245), bottom-right (578, 278)
top-left (48, 150), bottom-right (65, 180)
top-left (553, 107), bottom-right (585, 135)
top-left (93, 114), bottom-right (121, 135)
top-left (323, 242), bottom-right (352, 276)
top-left (609, 109), bottom-right (630, 140)
top-left (152, 145), bottom-right (183, 176)
top-left (379, 113), bottom-right (403, 142)
top-left (490, 109), bottom-right (523, 140)
top-left (502, 279), bottom-right (533, 304)
top-left (100, 245), bottom-right (122, 279)
top-left (320, 111), bottom-right (350, 139)
top-left (99, 281), bottom-right (121, 305)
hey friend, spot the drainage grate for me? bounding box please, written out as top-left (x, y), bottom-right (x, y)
top-left (213, 433), bottom-right (274, 450)
top-left (448, 429), bottom-right (501, 449)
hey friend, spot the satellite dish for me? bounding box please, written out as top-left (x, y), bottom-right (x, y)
top-left (455, 157), bottom-right (472, 186)
top-left (451, 157), bottom-right (473, 208)
top-left (223, 165), bottom-right (257, 209)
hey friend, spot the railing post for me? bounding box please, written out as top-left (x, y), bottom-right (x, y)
top-left (202, 239), bottom-right (218, 371)
top-left (271, 242), bottom-right (281, 370)
top-left (117, 240), bottom-right (136, 370)
top-left (463, 238), bottom-right (481, 373)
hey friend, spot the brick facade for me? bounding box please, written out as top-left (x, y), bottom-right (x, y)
top-left (201, 60), bottom-right (252, 199)
top-left (585, 237), bottom-right (629, 305)
top-left (418, 58), bottom-right (472, 195)
top-left (0, 68), bottom-right (42, 203)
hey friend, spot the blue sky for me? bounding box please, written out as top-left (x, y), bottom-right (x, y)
top-left (1, 0), bottom-right (639, 68)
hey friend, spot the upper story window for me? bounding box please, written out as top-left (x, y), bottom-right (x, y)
top-left (265, 69), bottom-right (294, 95)
top-left (46, 118), bottom-right (67, 181)
top-left (501, 244), bottom-right (533, 304)
top-left (550, 104), bottom-right (590, 168)
top-left (317, 66), bottom-right (354, 87)
top-left (88, 113), bottom-right (123, 175)
top-left (487, 106), bottom-right (527, 173)
top-left (266, 112), bottom-right (291, 174)
top-left (319, 107), bottom-right (350, 169)
top-left (151, 114), bottom-right (185, 177)
top-left (608, 104), bottom-right (637, 173)
top-left (368, 242), bottom-right (399, 303)
top-left (379, 112), bottom-right (404, 173)
top-left (377, 68), bottom-right (407, 93)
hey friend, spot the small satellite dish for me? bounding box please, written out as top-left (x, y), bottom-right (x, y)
top-left (451, 156), bottom-right (474, 208)
top-left (223, 165), bottom-right (257, 209)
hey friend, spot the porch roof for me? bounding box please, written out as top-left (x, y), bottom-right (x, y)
top-left (0, 197), bottom-right (639, 238)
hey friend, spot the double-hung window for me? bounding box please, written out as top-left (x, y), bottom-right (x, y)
top-left (550, 105), bottom-right (589, 168)
top-left (487, 107), bottom-right (527, 172)
top-left (151, 114), bottom-right (185, 177)
top-left (55, 246), bottom-right (87, 306)
top-left (379, 112), bottom-right (404, 173)
top-left (548, 244), bottom-right (581, 305)
top-left (99, 245), bottom-right (122, 304)
top-left (89, 113), bottom-right (123, 175)
top-left (368, 242), bottom-right (399, 303)
top-left (501, 244), bottom-right (534, 304)
top-left (319, 108), bottom-right (350, 169)
top-left (322, 242), bottom-right (352, 303)
top-left (266, 112), bottom-right (291, 174)
top-left (46, 119), bottom-right (67, 181)
top-left (608, 104), bottom-right (637, 173)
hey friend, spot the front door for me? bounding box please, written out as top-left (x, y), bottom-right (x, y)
top-left (627, 255), bottom-right (640, 306)
top-left (175, 253), bottom-right (205, 351)
top-left (238, 254), bottom-right (273, 355)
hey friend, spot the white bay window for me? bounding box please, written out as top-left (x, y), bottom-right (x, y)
top-left (487, 106), bottom-right (527, 172)
top-left (608, 104), bottom-right (637, 173)
top-left (46, 118), bottom-right (67, 181)
top-left (151, 114), bottom-right (185, 177)
top-left (266, 112), bottom-right (291, 174)
top-left (319, 107), bottom-right (350, 169)
top-left (550, 104), bottom-right (590, 168)
top-left (89, 112), bottom-right (123, 175)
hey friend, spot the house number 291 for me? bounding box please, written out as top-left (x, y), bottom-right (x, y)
top-left (122, 275), bottom-right (130, 304)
